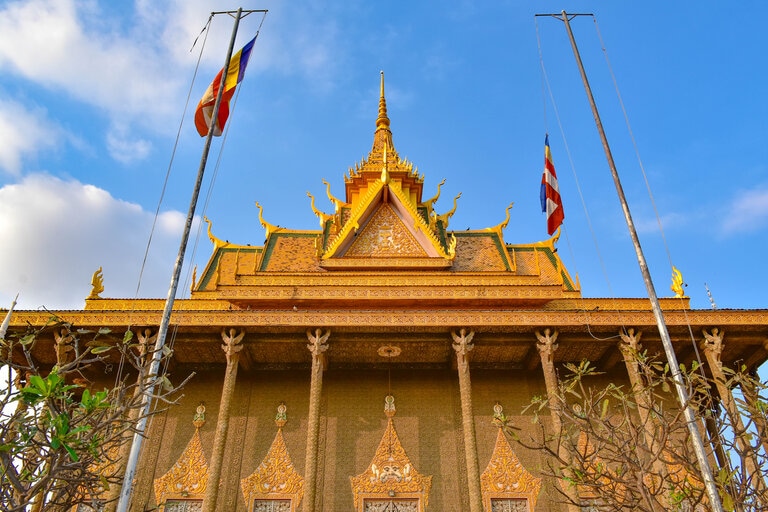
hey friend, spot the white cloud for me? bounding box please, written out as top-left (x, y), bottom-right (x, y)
top-left (0, 0), bottom-right (188, 130)
top-left (0, 174), bottom-right (188, 310)
top-left (106, 123), bottom-right (152, 164)
top-left (0, 98), bottom-right (60, 175)
top-left (720, 187), bottom-right (768, 235)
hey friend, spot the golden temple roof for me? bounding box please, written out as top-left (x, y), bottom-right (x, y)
top-left (191, 72), bottom-right (578, 302)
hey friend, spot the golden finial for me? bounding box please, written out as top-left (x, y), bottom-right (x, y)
top-left (372, 71), bottom-right (394, 152)
top-left (275, 402), bottom-right (287, 428)
top-left (376, 70), bottom-right (390, 131)
top-left (380, 141), bottom-right (390, 184)
top-left (671, 266), bottom-right (685, 297)
top-left (87, 267), bottom-right (104, 300)
top-left (193, 403), bottom-right (206, 429)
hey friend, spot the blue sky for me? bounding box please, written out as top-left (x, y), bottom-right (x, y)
top-left (0, 0), bottom-right (765, 312)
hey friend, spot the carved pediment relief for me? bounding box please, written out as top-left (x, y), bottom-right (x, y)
top-left (350, 396), bottom-right (432, 512)
top-left (154, 405), bottom-right (209, 510)
top-left (481, 405), bottom-right (541, 510)
top-left (241, 404), bottom-right (304, 512)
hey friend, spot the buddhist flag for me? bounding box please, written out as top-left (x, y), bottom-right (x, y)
top-left (194, 35), bottom-right (256, 137)
top-left (540, 134), bottom-right (564, 235)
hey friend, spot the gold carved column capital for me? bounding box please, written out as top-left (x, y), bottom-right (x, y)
top-left (618, 328), bottom-right (644, 363)
top-left (535, 328), bottom-right (559, 363)
top-left (53, 328), bottom-right (74, 366)
top-left (701, 327), bottom-right (725, 360)
top-left (451, 328), bottom-right (475, 369)
top-left (221, 328), bottom-right (245, 366)
top-left (306, 328), bottom-right (330, 369)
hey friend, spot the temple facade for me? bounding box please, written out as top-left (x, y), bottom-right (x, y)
top-left (8, 76), bottom-right (768, 512)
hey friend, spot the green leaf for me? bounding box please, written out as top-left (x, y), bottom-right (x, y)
top-left (98, 327), bottom-right (112, 335)
top-left (90, 345), bottom-right (112, 354)
top-left (20, 333), bottom-right (36, 346)
top-left (123, 330), bottom-right (134, 343)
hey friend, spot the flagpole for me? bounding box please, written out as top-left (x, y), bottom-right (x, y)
top-left (115, 9), bottom-right (245, 511)
top-left (551, 11), bottom-right (724, 511)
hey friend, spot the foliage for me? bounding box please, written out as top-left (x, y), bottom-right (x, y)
top-left (506, 352), bottom-right (768, 512)
top-left (0, 319), bottom-right (186, 512)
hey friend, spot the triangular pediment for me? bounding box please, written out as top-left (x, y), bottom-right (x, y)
top-left (320, 178), bottom-right (454, 269)
top-left (345, 203), bottom-right (428, 257)
top-left (350, 396), bottom-right (432, 511)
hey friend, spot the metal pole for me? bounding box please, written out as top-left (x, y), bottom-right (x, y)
top-left (115, 8), bottom-right (244, 512)
top-left (557, 11), bottom-right (724, 511)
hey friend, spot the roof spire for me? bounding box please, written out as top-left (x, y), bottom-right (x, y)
top-left (372, 71), bottom-right (394, 153)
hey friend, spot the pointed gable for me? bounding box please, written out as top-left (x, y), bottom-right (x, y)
top-left (350, 395), bottom-right (432, 511)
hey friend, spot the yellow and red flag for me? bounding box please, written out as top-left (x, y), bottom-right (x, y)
top-left (194, 36), bottom-right (256, 137)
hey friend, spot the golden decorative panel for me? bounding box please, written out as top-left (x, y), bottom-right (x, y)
top-left (241, 404), bottom-right (304, 512)
top-left (154, 407), bottom-right (209, 510)
top-left (346, 204), bottom-right (427, 258)
top-left (481, 420), bottom-right (541, 510)
top-left (350, 396), bottom-right (432, 512)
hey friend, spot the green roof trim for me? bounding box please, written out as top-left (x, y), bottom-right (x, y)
top-left (198, 246), bottom-right (262, 290)
top-left (454, 232), bottom-right (512, 271)
top-left (508, 245), bottom-right (576, 291)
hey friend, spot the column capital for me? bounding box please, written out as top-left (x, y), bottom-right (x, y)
top-left (54, 328), bottom-right (74, 366)
top-left (535, 328), bottom-right (559, 363)
top-left (618, 328), bottom-right (643, 357)
top-left (451, 328), bottom-right (475, 368)
top-left (136, 328), bottom-right (156, 364)
top-left (221, 328), bottom-right (245, 366)
top-left (701, 328), bottom-right (724, 360)
top-left (306, 328), bottom-right (330, 358)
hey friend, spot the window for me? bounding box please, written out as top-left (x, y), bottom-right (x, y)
top-left (363, 498), bottom-right (420, 512)
top-left (163, 500), bottom-right (203, 512)
top-left (252, 500), bottom-right (292, 512)
top-left (490, 498), bottom-right (530, 512)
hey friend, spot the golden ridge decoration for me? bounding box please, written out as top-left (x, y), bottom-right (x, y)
top-left (429, 192), bottom-right (461, 231)
top-left (481, 405), bottom-right (541, 510)
top-left (350, 396), bottom-right (432, 511)
top-left (386, 179), bottom-right (453, 259)
top-left (153, 407), bottom-right (209, 508)
top-left (87, 267), bottom-right (104, 300)
top-left (255, 202), bottom-right (282, 239)
top-left (671, 266), bottom-right (685, 298)
top-left (322, 179), bottom-right (385, 258)
top-left (203, 216), bottom-right (228, 250)
top-left (241, 404), bottom-right (304, 512)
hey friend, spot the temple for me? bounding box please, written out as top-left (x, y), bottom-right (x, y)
top-left (7, 74), bottom-right (768, 512)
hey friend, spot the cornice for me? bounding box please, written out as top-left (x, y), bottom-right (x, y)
top-left (9, 308), bottom-right (768, 331)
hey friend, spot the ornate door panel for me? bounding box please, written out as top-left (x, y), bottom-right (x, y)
top-left (363, 498), bottom-right (420, 512)
top-left (253, 499), bottom-right (292, 512)
top-left (491, 498), bottom-right (530, 512)
top-left (163, 500), bottom-right (203, 512)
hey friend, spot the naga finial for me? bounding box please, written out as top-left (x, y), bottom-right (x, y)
top-left (307, 191), bottom-right (334, 227)
top-left (87, 267), bottom-right (104, 300)
top-left (671, 266), bottom-right (685, 298)
top-left (486, 203), bottom-right (514, 234)
top-left (422, 178), bottom-right (446, 213)
top-left (431, 192), bottom-right (462, 230)
top-left (203, 216), bottom-right (227, 249)
top-left (255, 202), bottom-right (281, 238)
top-left (322, 178), bottom-right (346, 213)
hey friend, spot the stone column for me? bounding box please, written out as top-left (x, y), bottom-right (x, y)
top-left (103, 329), bottom-right (155, 512)
top-left (701, 328), bottom-right (766, 493)
top-left (618, 329), bottom-right (670, 497)
top-left (535, 329), bottom-right (580, 512)
top-left (303, 328), bottom-right (330, 512)
top-left (740, 367), bottom-right (768, 458)
top-left (202, 328), bottom-right (245, 512)
top-left (451, 328), bottom-right (483, 512)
